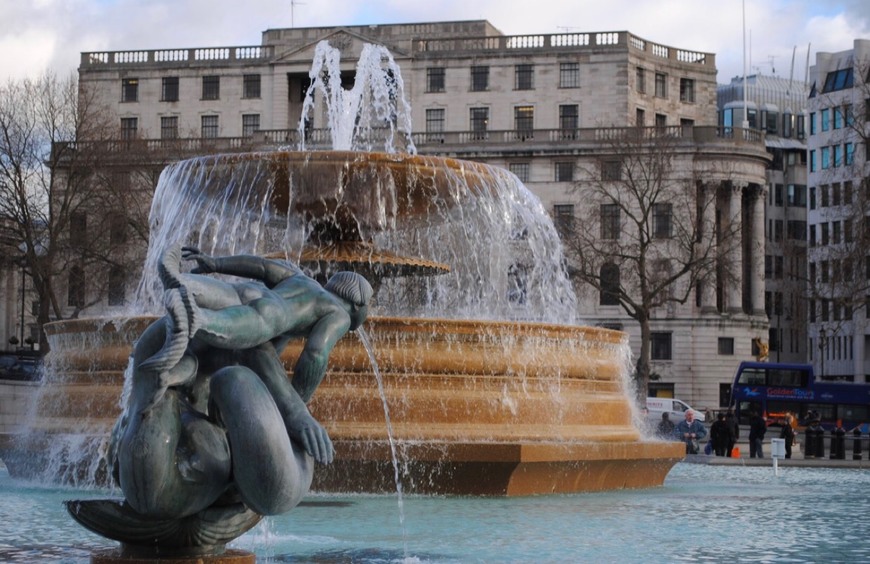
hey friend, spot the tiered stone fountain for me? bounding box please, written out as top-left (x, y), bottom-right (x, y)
top-left (0, 42), bottom-right (682, 495)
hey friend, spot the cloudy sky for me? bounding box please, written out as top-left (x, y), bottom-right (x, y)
top-left (2, 0), bottom-right (869, 85)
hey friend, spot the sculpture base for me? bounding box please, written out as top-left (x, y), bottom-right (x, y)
top-left (90, 548), bottom-right (255, 563)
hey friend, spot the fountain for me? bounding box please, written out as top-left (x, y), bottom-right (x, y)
top-left (0, 40), bottom-right (682, 504)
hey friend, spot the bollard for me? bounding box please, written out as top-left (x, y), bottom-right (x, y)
top-left (804, 428), bottom-right (816, 458)
top-left (853, 428), bottom-right (863, 461)
top-left (813, 426), bottom-right (826, 459)
top-left (831, 425), bottom-right (846, 460)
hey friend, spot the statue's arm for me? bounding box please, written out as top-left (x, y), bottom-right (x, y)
top-left (183, 247), bottom-right (301, 287)
top-left (292, 312), bottom-right (351, 403)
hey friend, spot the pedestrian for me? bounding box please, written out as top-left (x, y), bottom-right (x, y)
top-left (748, 408), bottom-right (767, 458)
top-left (725, 409), bottom-right (739, 457)
top-left (674, 409), bottom-right (707, 454)
top-left (780, 413), bottom-right (795, 459)
top-left (656, 412), bottom-right (675, 440)
top-left (710, 413), bottom-right (733, 457)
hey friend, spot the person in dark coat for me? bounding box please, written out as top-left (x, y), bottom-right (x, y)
top-left (780, 413), bottom-right (796, 459)
top-left (709, 413), bottom-right (733, 456)
top-left (656, 412), bottom-right (675, 440)
top-left (748, 409), bottom-right (767, 458)
top-left (725, 409), bottom-right (739, 457)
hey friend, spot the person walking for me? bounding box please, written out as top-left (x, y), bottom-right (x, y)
top-left (674, 409), bottom-right (707, 454)
top-left (749, 409), bottom-right (767, 458)
top-left (780, 413), bottom-right (796, 459)
top-left (656, 412), bottom-right (675, 440)
top-left (710, 413), bottom-right (733, 456)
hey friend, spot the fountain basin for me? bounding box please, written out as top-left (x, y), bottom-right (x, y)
top-left (1, 316), bottom-right (682, 493)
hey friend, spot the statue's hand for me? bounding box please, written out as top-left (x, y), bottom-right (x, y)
top-left (182, 246), bottom-right (216, 274)
top-left (288, 413), bottom-right (334, 465)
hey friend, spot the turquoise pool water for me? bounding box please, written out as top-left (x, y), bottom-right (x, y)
top-left (2, 462), bottom-right (869, 562)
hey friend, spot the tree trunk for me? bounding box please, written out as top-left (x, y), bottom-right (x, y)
top-left (634, 311), bottom-right (652, 402)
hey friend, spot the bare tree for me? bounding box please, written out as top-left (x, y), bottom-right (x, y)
top-left (560, 127), bottom-right (739, 398)
top-left (0, 72), bottom-right (151, 349)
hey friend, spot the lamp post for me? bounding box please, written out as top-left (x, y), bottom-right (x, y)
top-left (819, 327), bottom-right (826, 378)
top-left (19, 258), bottom-right (25, 346)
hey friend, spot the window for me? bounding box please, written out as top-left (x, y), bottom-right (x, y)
top-left (121, 78), bottom-right (138, 102)
top-left (68, 265), bottom-right (85, 308)
top-left (120, 117), bottom-right (138, 140)
top-left (600, 263), bottom-right (620, 305)
top-left (509, 162), bottom-right (530, 183)
top-left (160, 116), bottom-right (178, 139)
top-left (718, 337), bottom-right (735, 355)
top-left (679, 78), bottom-right (694, 102)
top-left (820, 108), bottom-right (830, 132)
top-left (809, 150), bottom-right (816, 172)
top-left (653, 203), bottom-right (672, 238)
top-left (201, 115), bottom-right (219, 138)
top-left (109, 215), bottom-right (127, 245)
top-left (636, 108), bottom-right (645, 126)
top-left (655, 113), bottom-right (667, 128)
top-left (809, 112), bottom-right (816, 134)
top-left (787, 184), bottom-right (806, 206)
top-left (202, 75), bottom-right (220, 100)
top-left (846, 143), bottom-right (855, 165)
top-left (242, 114), bottom-right (260, 136)
top-left (242, 74), bottom-right (261, 99)
top-left (470, 107), bottom-right (489, 139)
top-left (821, 146), bottom-right (830, 169)
top-left (426, 108), bottom-right (445, 134)
top-left (822, 68), bottom-right (854, 92)
top-left (651, 332), bottom-right (672, 360)
top-left (70, 212), bottom-right (86, 248)
top-left (560, 62), bottom-right (580, 88)
top-left (553, 204), bottom-right (575, 236)
top-left (427, 67), bottom-right (445, 92)
top-left (161, 77), bottom-right (179, 102)
top-left (108, 266), bottom-right (125, 306)
top-left (470, 65), bottom-right (489, 91)
top-left (555, 161), bottom-right (574, 182)
top-left (833, 145), bottom-right (843, 167)
top-left (600, 204), bottom-right (620, 239)
top-left (559, 104), bottom-right (579, 137)
top-left (514, 106), bottom-right (534, 133)
top-left (601, 160), bottom-right (622, 181)
top-left (654, 72), bottom-right (667, 98)
top-left (636, 67), bottom-right (645, 93)
top-left (515, 64), bottom-right (534, 90)
top-left (834, 107), bottom-right (843, 129)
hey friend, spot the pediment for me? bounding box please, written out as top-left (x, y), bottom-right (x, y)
top-left (272, 29), bottom-right (408, 65)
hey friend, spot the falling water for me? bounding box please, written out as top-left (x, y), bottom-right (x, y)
top-left (355, 327), bottom-right (408, 558)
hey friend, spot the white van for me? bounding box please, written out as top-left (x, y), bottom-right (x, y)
top-left (645, 397), bottom-right (705, 424)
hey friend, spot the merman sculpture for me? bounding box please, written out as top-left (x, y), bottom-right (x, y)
top-left (66, 243), bottom-right (372, 558)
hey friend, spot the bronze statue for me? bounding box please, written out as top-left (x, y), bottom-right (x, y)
top-left (66, 243), bottom-right (372, 557)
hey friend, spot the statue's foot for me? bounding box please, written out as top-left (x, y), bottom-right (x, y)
top-left (65, 498), bottom-right (262, 557)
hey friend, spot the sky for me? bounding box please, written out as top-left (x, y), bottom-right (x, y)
top-left (1, 0), bottom-right (870, 85)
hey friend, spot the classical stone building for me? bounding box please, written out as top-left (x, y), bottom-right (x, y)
top-left (58, 21), bottom-right (771, 408)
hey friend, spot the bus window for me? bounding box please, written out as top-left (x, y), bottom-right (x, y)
top-left (766, 401), bottom-right (802, 424)
top-left (806, 403), bottom-right (836, 422)
top-left (737, 367), bottom-right (766, 385)
top-left (767, 368), bottom-right (808, 387)
top-left (840, 405), bottom-right (870, 425)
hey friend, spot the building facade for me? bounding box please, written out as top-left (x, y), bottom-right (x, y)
top-left (806, 39), bottom-right (870, 382)
top-left (59, 21), bottom-right (772, 408)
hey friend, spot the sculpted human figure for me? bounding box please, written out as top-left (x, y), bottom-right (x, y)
top-left (75, 243), bottom-right (372, 551)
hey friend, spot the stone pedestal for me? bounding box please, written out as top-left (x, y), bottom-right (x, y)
top-left (90, 548), bottom-right (255, 563)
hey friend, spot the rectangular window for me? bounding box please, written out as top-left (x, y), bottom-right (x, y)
top-left (201, 115), bottom-right (219, 138)
top-left (636, 108), bottom-right (645, 126)
top-left (655, 113), bottom-right (667, 128)
top-left (555, 161), bottom-right (574, 182)
top-left (202, 75), bottom-right (220, 100)
top-left (600, 204), bottom-right (620, 239)
top-left (833, 145), bottom-right (843, 167)
top-left (810, 150), bottom-right (817, 172)
top-left (514, 106), bottom-right (534, 132)
top-left (425, 108), bottom-right (445, 133)
top-left (718, 337), bottom-right (735, 355)
top-left (110, 214), bottom-right (127, 245)
top-left (834, 107), bottom-right (843, 129)
top-left (515, 64), bottom-right (534, 90)
top-left (821, 146), bottom-right (831, 169)
top-left (846, 143), bottom-right (855, 165)
top-left (560, 62), bottom-right (580, 88)
top-left (160, 116), bottom-right (178, 139)
top-left (559, 104), bottom-right (579, 136)
top-left (636, 67), bottom-right (645, 93)
top-left (679, 78), bottom-right (694, 102)
top-left (654, 72), bottom-right (667, 98)
top-left (470, 66), bottom-right (489, 91)
top-left (108, 266), bottom-right (125, 307)
top-left (809, 112), bottom-right (816, 134)
top-left (427, 67), bottom-right (445, 92)
top-left (470, 107), bottom-right (489, 139)
top-left (243, 74), bottom-right (261, 99)
top-left (242, 114), bottom-right (260, 136)
top-left (509, 162), bottom-right (530, 183)
top-left (120, 117), bottom-right (138, 140)
top-left (68, 266), bottom-right (85, 308)
top-left (651, 332), bottom-right (672, 360)
top-left (553, 204), bottom-right (575, 236)
top-left (821, 108), bottom-right (830, 132)
top-left (653, 203), bottom-right (673, 238)
top-left (602, 160), bottom-right (622, 181)
top-left (161, 77), bottom-right (179, 102)
top-left (70, 212), bottom-right (87, 248)
top-left (121, 78), bottom-right (138, 102)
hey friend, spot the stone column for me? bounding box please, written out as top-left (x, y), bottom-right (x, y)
top-left (699, 181), bottom-right (718, 314)
top-left (750, 184), bottom-right (767, 316)
top-left (726, 183), bottom-right (745, 314)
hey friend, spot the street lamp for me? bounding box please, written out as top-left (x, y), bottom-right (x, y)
top-left (819, 327), bottom-right (826, 378)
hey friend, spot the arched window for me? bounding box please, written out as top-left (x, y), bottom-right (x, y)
top-left (600, 263), bottom-right (620, 306)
